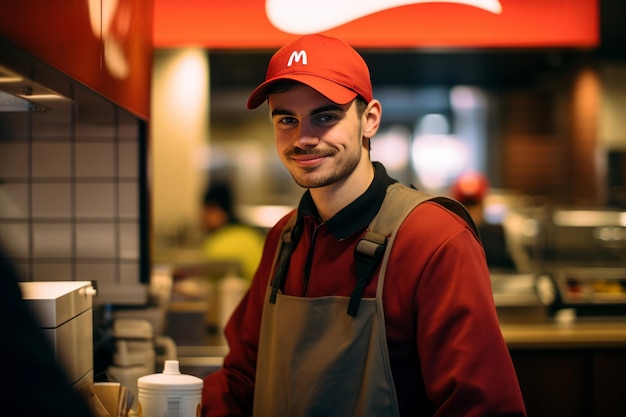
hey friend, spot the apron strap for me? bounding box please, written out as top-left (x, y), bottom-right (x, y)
top-left (270, 213), bottom-right (299, 304)
top-left (348, 183), bottom-right (480, 317)
top-left (270, 184), bottom-right (480, 315)
top-left (348, 231), bottom-right (387, 317)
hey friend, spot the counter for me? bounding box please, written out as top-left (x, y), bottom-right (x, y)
top-left (165, 266), bottom-right (626, 417)
top-left (501, 319), bottom-right (626, 349)
top-left (174, 319), bottom-right (626, 369)
top-left (170, 318), bottom-right (626, 417)
top-left (500, 318), bottom-right (626, 417)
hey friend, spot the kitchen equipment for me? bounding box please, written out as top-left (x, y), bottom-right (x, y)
top-left (137, 360), bottom-right (203, 417)
top-left (18, 281), bottom-right (96, 388)
top-left (490, 273), bottom-right (549, 323)
top-left (504, 205), bottom-right (626, 317)
top-left (539, 267), bottom-right (626, 317)
top-left (504, 206), bottom-right (626, 270)
top-left (107, 318), bottom-right (154, 408)
top-left (107, 318), bottom-right (178, 409)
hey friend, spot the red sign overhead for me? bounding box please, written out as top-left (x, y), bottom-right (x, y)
top-left (153, 0), bottom-right (599, 49)
top-left (0, 0), bottom-right (153, 120)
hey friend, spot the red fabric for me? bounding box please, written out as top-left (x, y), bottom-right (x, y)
top-left (202, 202), bottom-right (526, 416)
top-left (451, 171), bottom-right (489, 203)
top-left (246, 34), bottom-right (372, 109)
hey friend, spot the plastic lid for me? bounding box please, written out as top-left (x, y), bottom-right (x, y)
top-left (137, 360), bottom-right (203, 390)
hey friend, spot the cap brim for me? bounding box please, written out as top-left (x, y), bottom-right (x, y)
top-left (247, 74), bottom-right (358, 109)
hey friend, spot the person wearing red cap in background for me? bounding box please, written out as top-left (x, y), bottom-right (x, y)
top-left (451, 172), bottom-right (516, 271)
top-left (450, 171), bottom-right (490, 222)
top-left (201, 34), bottom-right (526, 417)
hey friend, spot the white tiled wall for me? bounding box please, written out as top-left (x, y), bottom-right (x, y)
top-left (0, 78), bottom-right (148, 305)
top-left (0, 142), bottom-right (28, 178)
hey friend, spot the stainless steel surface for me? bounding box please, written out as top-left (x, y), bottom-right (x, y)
top-left (0, 65), bottom-right (66, 112)
top-left (19, 281), bottom-right (95, 385)
top-left (19, 281), bottom-right (94, 327)
top-left (503, 206), bottom-right (626, 271)
top-left (490, 273), bottom-right (549, 323)
top-left (491, 273), bottom-right (544, 306)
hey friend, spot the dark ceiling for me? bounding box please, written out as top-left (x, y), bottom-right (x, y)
top-left (209, 49), bottom-right (584, 91)
top-left (209, 0), bottom-right (626, 92)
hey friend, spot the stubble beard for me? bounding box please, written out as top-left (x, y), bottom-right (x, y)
top-left (287, 147), bottom-right (362, 189)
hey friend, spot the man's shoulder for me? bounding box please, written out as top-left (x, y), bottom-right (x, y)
top-left (383, 183), bottom-right (479, 238)
top-left (399, 201), bottom-right (481, 247)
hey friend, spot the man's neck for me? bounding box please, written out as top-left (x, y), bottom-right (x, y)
top-left (309, 161), bottom-right (375, 221)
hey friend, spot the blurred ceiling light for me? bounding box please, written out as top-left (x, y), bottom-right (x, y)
top-left (238, 205), bottom-right (294, 229)
top-left (419, 113), bottom-right (449, 135)
top-left (163, 49), bottom-right (208, 126)
top-left (0, 65), bottom-right (24, 83)
top-left (450, 85), bottom-right (485, 109)
top-left (0, 77), bottom-right (22, 83)
top-left (173, 50), bottom-right (207, 102)
top-left (18, 94), bottom-right (67, 101)
top-left (411, 114), bottom-right (469, 190)
top-left (371, 125), bottom-right (410, 170)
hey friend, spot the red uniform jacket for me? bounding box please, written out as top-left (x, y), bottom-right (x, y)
top-left (202, 162), bottom-right (526, 417)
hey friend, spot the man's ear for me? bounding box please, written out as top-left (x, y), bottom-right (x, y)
top-left (363, 99), bottom-right (382, 138)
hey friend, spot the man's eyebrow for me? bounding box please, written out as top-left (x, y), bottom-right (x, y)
top-left (271, 104), bottom-right (346, 118)
top-left (311, 104), bottom-right (345, 115)
top-left (271, 107), bottom-right (293, 117)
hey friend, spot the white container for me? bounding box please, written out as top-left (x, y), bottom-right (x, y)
top-left (137, 360), bottom-right (203, 417)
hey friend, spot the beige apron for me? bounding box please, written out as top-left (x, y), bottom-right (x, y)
top-left (251, 185), bottom-right (476, 416)
top-left (252, 264), bottom-right (400, 416)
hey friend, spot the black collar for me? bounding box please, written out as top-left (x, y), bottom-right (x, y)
top-left (296, 162), bottom-right (397, 240)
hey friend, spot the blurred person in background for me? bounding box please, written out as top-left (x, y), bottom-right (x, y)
top-left (451, 171), bottom-right (516, 271)
top-left (0, 249), bottom-right (94, 417)
top-left (201, 181), bottom-right (265, 281)
top-left (201, 34), bottom-right (525, 417)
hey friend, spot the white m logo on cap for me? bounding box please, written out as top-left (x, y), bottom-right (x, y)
top-left (287, 50), bottom-right (308, 67)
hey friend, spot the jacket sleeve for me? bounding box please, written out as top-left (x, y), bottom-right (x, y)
top-left (201, 216), bottom-right (288, 417)
top-left (408, 206), bottom-right (526, 416)
top-left (385, 203), bottom-right (525, 417)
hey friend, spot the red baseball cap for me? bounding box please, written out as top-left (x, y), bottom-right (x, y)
top-left (451, 171), bottom-right (489, 203)
top-left (247, 34), bottom-right (373, 109)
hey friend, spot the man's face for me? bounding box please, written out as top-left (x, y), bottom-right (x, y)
top-left (268, 84), bottom-right (365, 189)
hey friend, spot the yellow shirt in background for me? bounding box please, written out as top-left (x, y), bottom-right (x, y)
top-left (201, 224), bottom-right (265, 281)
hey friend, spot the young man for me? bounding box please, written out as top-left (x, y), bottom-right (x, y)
top-left (202, 34), bottom-right (526, 417)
